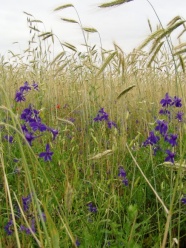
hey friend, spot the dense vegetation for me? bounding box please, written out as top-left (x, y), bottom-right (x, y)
top-left (1, 1), bottom-right (186, 247)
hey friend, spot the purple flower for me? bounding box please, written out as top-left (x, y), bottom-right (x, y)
top-left (32, 82), bottom-right (39, 91)
top-left (181, 196), bottom-right (186, 204)
top-left (39, 144), bottom-right (53, 161)
top-left (165, 150), bottom-right (175, 164)
top-left (4, 219), bottom-right (13, 235)
top-left (164, 134), bottom-right (177, 147)
top-left (21, 105), bottom-right (40, 123)
top-left (94, 108), bottom-right (109, 122)
top-left (122, 178), bottom-right (129, 186)
top-left (4, 135), bottom-right (14, 143)
top-left (118, 166), bottom-right (128, 186)
top-left (159, 109), bottom-right (170, 116)
top-left (22, 194), bottom-right (32, 211)
top-left (87, 202), bottom-right (97, 213)
top-left (153, 145), bottom-right (161, 156)
top-left (24, 131), bottom-right (36, 146)
top-left (118, 166), bottom-right (127, 177)
top-left (20, 219), bottom-right (36, 234)
top-left (21, 124), bottom-right (28, 133)
top-left (75, 239), bottom-right (80, 247)
top-left (15, 91), bottom-right (26, 102)
top-left (160, 93), bottom-right (172, 107)
top-left (155, 120), bottom-right (168, 136)
top-left (30, 121), bottom-right (47, 132)
top-left (172, 96), bottom-right (182, 107)
top-left (175, 111), bottom-right (184, 122)
top-left (48, 128), bottom-right (59, 140)
top-left (143, 131), bottom-right (160, 146)
top-left (107, 121), bottom-right (117, 129)
top-left (20, 81), bottom-right (31, 92)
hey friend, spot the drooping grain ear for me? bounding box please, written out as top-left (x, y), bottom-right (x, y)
top-left (53, 4), bottom-right (74, 11)
top-left (98, 0), bottom-right (133, 8)
top-left (116, 85), bottom-right (136, 100)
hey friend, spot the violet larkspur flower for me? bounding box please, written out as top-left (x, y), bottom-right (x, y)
top-left (160, 93), bottom-right (172, 107)
top-left (15, 91), bottom-right (26, 102)
top-left (4, 135), bottom-right (14, 143)
top-left (24, 131), bottom-right (36, 146)
top-left (94, 108), bottom-right (109, 122)
top-left (181, 195), bottom-right (186, 204)
top-left (107, 121), bottom-right (117, 129)
top-left (22, 194), bottom-right (32, 211)
top-left (143, 131), bottom-right (160, 146)
top-left (48, 128), bottom-right (59, 141)
top-left (30, 121), bottom-right (47, 132)
top-left (20, 81), bottom-right (31, 93)
top-left (39, 144), bottom-right (53, 161)
top-left (118, 166), bottom-right (128, 186)
top-left (87, 202), bottom-right (97, 213)
top-left (32, 82), bottom-right (39, 91)
top-left (175, 111), bottom-right (184, 122)
top-left (164, 134), bottom-right (177, 147)
top-left (21, 105), bottom-right (40, 123)
top-left (20, 218), bottom-right (36, 234)
top-left (75, 239), bottom-right (80, 247)
top-left (159, 109), bottom-right (170, 116)
top-left (118, 166), bottom-right (127, 177)
top-left (172, 96), bottom-right (182, 107)
top-left (165, 150), bottom-right (175, 164)
top-left (155, 120), bottom-right (168, 136)
top-left (4, 219), bottom-right (13, 235)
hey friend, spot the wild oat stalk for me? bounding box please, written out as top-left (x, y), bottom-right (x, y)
top-left (99, 0), bottom-right (133, 8)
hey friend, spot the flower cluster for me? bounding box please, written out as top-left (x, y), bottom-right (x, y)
top-left (15, 81), bottom-right (38, 102)
top-left (87, 202), bottom-right (97, 213)
top-left (143, 93), bottom-right (183, 164)
top-left (20, 104), bottom-right (58, 153)
top-left (13, 82), bottom-right (58, 161)
top-left (93, 108), bottom-right (117, 129)
top-left (159, 92), bottom-right (183, 122)
top-left (4, 194), bottom-right (46, 235)
top-left (118, 166), bottom-right (128, 186)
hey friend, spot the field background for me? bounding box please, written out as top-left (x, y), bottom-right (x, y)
top-left (1, 1), bottom-right (186, 248)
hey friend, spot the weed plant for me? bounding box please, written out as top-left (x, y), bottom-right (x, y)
top-left (1, 1), bottom-right (186, 248)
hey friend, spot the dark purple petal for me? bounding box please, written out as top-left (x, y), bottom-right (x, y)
top-left (4, 220), bottom-right (13, 235)
top-left (164, 134), bottom-right (177, 147)
top-left (175, 111), bottom-right (184, 122)
top-left (4, 135), bottom-right (14, 143)
top-left (172, 96), bottom-right (182, 107)
top-left (39, 144), bottom-right (53, 162)
top-left (32, 82), bottom-right (39, 90)
top-left (155, 120), bottom-right (168, 136)
top-left (181, 196), bottom-right (186, 204)
top-left (15, 91), bottom-right (26, 102)
top-left (94, 108), bottom-right (109, 122)
top-left (165, 150), bottom-right (175, 164)
top-left (19, 81), bottom-right (31, 92)
top-left (107, 121), bottom-right (117, 129)
top-left (22, 194), bottom-right (32, 211)
top-left (160, 93), bottom-right (172, 107)
top-left (48, 128), bottom-right (58, 140)
top-left (87, 202), bottom-right (97, 213)
top-left (118, 166), bottom-right (126, 177)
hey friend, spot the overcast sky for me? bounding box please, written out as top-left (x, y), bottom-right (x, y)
top-left (1, 0), bottom-right (186, 57)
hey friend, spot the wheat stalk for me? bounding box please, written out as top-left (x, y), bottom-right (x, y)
top-left (99, 0), bottom-right (133, 8)
top-left (54, 4), bottom-right (73, 11)
top-left (61, 18), bottom-right (78, 24)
